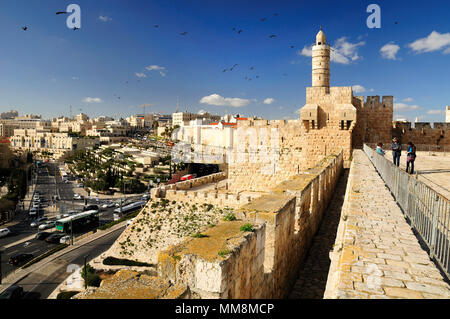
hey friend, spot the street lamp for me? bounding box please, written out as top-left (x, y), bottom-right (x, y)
top-left (84, 254), bottom-right (90, 289)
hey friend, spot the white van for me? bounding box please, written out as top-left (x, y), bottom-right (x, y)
top-left (29, 207), bottom-right (38, 217)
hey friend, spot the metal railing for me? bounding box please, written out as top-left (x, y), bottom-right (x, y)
top-left (363, 144), bottom-right (450, 279)
top-left (366, 143), bottom-right (450, 155)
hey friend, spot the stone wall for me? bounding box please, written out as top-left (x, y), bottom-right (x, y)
top-left (392, 122), bottom-right (450, 146)
top-left (157, 151), bottom-right (344, 299)
top-left (352, 95), bottom-right (394, 148)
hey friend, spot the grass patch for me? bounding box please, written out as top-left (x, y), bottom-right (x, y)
top-left (240, 223), bottom-right (254, 232)
top-left (218, 249), bottom-right (231, 258)
top-left (223, 212), bottom-right (236, 221)
top-left (21, 243), bottom-right (69, 269)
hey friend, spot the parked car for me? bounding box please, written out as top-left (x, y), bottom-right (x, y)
top-left (60, 235), bottom-right (71, 244)
top-left (73, 193), bottom-right (83, 200)
top-left (29, 207), bottom-right (38, 217)
top-left (9, 253), bottom-right (34, 266)
top-left (38, 221), bottom-right (55, 230)
top-left (30, 217), bottom-right (48, 227)
top-left (83, 205), bottom-right (99, 212)
top-left (0, 228), bottom-right (11, 238)
top-left (180, 174), bottom-right (194, 181)
top-left (45, 233), bottom-right (65, 243)
top-left (0, 285), bottom-right (24, 299)
top-left (35, 232), bottom-right (51, 240)
top-left (76, 183), bottom-right (84, 188)
top-left (142, 193), bottom-right (150, 201)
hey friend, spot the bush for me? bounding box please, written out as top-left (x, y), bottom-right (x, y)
top-left (191, 233), bottom-right (208, 238)
top-left (103, 256), bottom-right (153, 267)
top-left (240, 223), bottom-right (254, 232)
top-left (223, 212), bottom-right (236, 221)
top-left (56, 291), bottom-right (79, 299)
top-left (81, 264), bottom-right (101, 287)
top-left (218, 249), bottom-right (231, 258)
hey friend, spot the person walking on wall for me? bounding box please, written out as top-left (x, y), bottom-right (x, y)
top-left (391, 137), bottom-right (402, 167)
top-left (376, 142), bottom-right (385, 156)
top-left (406, 142), bottom-right (416, 174)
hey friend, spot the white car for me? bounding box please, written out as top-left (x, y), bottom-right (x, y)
top-left (29, 208), bottom-right (38, 217)
top-left (30, 217), bottom-right (48, 227)
top-left (101, 201), bottom-right (115, 209)
top-left (126, 218), bottom-right (136, 227)
top-left (73, 194), bottom-right (82, 200)
top-left (38, 221), bottom-right (55, 230)
top-left (0, 228), bottom-right (11, 238)
top-left (60, 235), bottom-right (71, 244)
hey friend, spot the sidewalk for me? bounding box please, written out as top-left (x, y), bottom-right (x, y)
top-left (0, 221), bottom-right (127, 294)
top-left (324, 150), bottom-right (450, 299)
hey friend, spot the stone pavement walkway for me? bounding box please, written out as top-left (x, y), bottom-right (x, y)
top-left (324, 150), bottom-right (450, 299)
top-left (288, 169), bottom-right (349, 299)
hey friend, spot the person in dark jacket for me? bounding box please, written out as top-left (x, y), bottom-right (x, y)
top-left (406, 142), bottom-right (416, 174)
top-left (391, 137), bottom-right (402, 167)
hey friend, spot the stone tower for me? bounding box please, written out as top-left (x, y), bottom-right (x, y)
top-left (312, 28), bottom-right (330, 88)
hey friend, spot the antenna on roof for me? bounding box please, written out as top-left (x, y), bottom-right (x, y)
top-left (176, 96), bottom-right (179, 113)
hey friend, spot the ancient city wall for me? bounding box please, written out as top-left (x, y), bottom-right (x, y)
top-left (352, 95), bottom-right (394, 148)
top-left (157, 151), bottom-right (344, 299)
top-left (392, 122), bottom-right (450, 146)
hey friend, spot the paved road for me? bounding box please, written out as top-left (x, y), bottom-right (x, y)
top-left (1, 161), bottom-right (145, 279)
top-left (18, 226), bottom-right (125, 299)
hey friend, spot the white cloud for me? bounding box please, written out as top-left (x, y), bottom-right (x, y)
top-left (408, 31), bottom-right (450, 54)
top-left (198, 109), bottom-right (207, 115)
top-left (83, 97), bottom-right (102, 103)
top-left (263, 98), bottom-right (275, 105)
top-left (403, 97), bottom-right (413, 102)
top-left (394, 103), bottom-right (420, 111)
top-left (200, 94), bottom-right (250, 107)
top-left (299, 37), bottom-right (365, 64)
top-left (99, 16), bottom-right (112, 22)
top-left (427, 109), bottom-right (444, 115)
top-left (278, 106), bottom-right (284, 110)
top-left (352, 85), bottom-right (366, 93)
top-left (145, 65), bottom-right (167, 77)
top-left (369, 88), bottom-right (375, 92)
top-left (72, 76), bottom-right (79, 80)
top-left (135, 72), bottom-right (147, 78)
top-left (380, 42), bottom-right (400, 60)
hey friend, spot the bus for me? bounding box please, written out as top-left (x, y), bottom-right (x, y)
top-left (55, 210), bottom-right (99, 233)
top-left (113, 201), bottom-right (146, 221)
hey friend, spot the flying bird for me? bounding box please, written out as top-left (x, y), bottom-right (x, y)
top-left (56, 11), bottom-right (68, 15)
top-left (154, 24), bottom-right (159, 28)
top-left (394, 21), bottom-right (398, 24)
top-left (223, 69), bottom-right (227, 72)
top-left (282, 73), bottom-right (288, 76)
top-left (250, 67), bottom-right (254, 70)
top-left (269, 34), bottom-right (276, 38)
top-left (22, 26), bottom-right (28, 31)
top-left (260, 18), bottom-right (267, 22)
top-left (73, 27), bottom-right (79, 31)
top-left (274, 13), bottom-right (279, 16)
top-left (180, 32), bottom-right (188, 36)
top-left (237, 29), bottom-right (243, 34)
top-left (290, 45), bottom-right (295, 48)
top-left (256, 75), bottom-right (260, 79)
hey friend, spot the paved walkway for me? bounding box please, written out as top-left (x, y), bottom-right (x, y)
top-left (324, 150), bottom-right (450, 299)
top-left (385, 151), bottom-right (450, 200)
top-left (288, 170), bottom-right (349, 299)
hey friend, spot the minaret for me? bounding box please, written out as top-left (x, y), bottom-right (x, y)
top-left (312, 27), bottom-right (330, 88)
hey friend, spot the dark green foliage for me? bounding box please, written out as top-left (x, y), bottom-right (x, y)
top-left (103, 257), bottom-right (153, 267)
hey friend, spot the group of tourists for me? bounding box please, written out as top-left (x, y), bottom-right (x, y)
top-left (375, 138), bottom-right (417, 174)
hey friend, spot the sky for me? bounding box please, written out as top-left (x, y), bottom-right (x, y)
top-left (0, 0), bottom-right (449, 123)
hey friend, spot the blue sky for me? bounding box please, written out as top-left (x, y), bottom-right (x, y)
top-left (0, 0), bottom-right (449, 123)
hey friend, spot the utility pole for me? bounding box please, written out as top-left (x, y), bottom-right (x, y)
top-left (70, 218), bottom-right (73, 245)
top-left (84, 254), bottom-right (90, 289)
